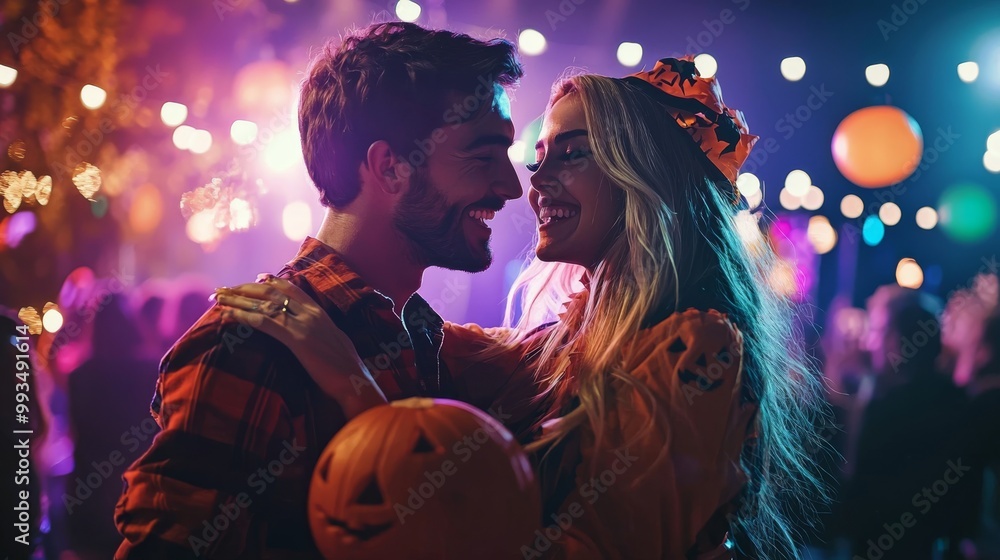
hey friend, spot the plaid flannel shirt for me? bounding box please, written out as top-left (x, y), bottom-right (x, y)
top-left (115, 237), bottom-right (454, 559)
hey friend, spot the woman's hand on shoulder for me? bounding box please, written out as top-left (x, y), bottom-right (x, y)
top-left (213, 274), bottom-right (387, 417)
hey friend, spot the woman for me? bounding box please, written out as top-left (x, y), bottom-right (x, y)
top-left (217, 57), bottom-right (827, 558)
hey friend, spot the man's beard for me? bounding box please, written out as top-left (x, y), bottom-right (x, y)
top-left (392, 169), bottom-right (501, 273)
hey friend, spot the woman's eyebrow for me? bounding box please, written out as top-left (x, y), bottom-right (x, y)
top-left (534, 129), bottom-right (589, 150)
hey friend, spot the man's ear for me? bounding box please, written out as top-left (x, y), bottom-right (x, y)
top-left (364, 141), bottom-right (410, 195)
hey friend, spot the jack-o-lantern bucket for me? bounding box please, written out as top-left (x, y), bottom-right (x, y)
top-left (308, 398), bottom-right (540, 560)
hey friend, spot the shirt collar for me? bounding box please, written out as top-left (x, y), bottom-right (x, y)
top-left (282, 237), bottom-right (394, 315)
top-left (282, 237), bottom-right (444, 333)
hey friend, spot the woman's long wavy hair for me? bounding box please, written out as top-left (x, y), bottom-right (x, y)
top-left (494, 74), bottom-right (829, 558)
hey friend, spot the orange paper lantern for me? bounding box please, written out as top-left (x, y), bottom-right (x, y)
top-left (308, 398), bottom-right (540, 560)
top-left (831, 105), bottom-right (923, 188)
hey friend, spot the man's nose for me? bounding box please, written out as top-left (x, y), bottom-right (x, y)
top-left (494, 158), bottom-right (523, 201)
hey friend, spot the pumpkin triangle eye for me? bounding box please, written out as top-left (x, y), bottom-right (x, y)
top-left (716, 348), bottom-right (732, 365)
top-left (668, 337), bottom-right (687, 353)
top-left (412, 433), bottom-right (437, 454)
top-left (317, 452), bottom-right (334, 482)
top-left (356, 476), bottom-right (384, 505)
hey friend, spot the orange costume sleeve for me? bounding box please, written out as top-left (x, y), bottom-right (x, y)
top-left (536, 309), bottom-right (758, 560)
top-left (438, 322), bottom-right (546, 441)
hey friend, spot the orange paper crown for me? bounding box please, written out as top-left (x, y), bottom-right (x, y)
top-left (624, 56), bottom-right (758, 203)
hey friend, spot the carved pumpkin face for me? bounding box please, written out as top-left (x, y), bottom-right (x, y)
top-left (308, 398), bottom-right (540, 560)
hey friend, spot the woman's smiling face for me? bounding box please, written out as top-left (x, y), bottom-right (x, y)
top-left (528, 93), bottom-right (624, 269)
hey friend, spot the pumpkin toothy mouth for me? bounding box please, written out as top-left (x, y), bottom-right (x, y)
top-left (323, 514), bottom-right (393, 540)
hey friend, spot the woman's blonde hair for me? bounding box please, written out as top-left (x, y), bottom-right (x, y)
top-left (495, 74), bottom-right (829, 558)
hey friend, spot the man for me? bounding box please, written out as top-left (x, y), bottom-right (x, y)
top-left (843, 286), bottom-right (975, 560)
top-left (115, 22), bottom-right (523, 559)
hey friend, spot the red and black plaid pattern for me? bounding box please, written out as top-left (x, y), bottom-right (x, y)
top-left (115, 237), bottom-right (451, 559)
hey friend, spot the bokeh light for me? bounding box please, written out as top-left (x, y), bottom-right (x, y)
top-left (42, 306), bottom-right (63, 333)
top-left (694, 54), bottom-right (718, 78)
top-left (81, 84), bottom-right (107, 109)
top-left (395, 0), bottom-right (421, 22)
top-left (733, 210), bottom-right (764, 249)
top-left (19, 171), bottom-right (36, 202)
top-left (737, 173), bottom-right (763, 209)
top-left (128, 184), bottom-right (163, 235)
top-left (5, 211), bottom-right (35, 248)
top-left (518, 29), bottom-right (547, 56)
top-left (841, 194), bottom-right (864, 218)
top-left (188, 130), bottom-right (213, 154)
top-left (160, 102), bottom-right (188, 127)
top-left (780, 57), bottom-right (806, 81)
top-left (91, 195), bottom-right (109, 218)
top-left (34, 175), bottom-right (52, 206)
top-left (229, 198), bottom-right (254, 231)
top-left (802, 185), bottom-right (825, 211)
top-left (832, 105), bottom-right (923, 188)
top-left (915, 206), bottom-right (938, 230)
top-left (186, 210), bottom-right (222, 245)
top-left (508, 140), bottom-right (526, 164)
top-left (862, 215), bottom-right (885, 246)
top-left (0, 65), bottom-right (18, 87)
top-left (895, 258), bottom-right (924, 289)
top-left (784, 170), bottom-right (811, 197)
top-left (984, 150), bottom-right (1000, 173)
top-left (744, 187), bottom-right (763, 210)
top-left (617, 42), bottom-right (643, 67)
top-left (879, 202), bottom-right (901, 226)
top-left (779, 187), bottom-right (802, 210)
top-left (938, 183), bottom-right (997, 242)
top-left (988, 130), bottom-right (1000, 152)
top-left (18, 306), bottom-right (41, 335)
top-left (172, 125), bottom-right (195, 150)
top-left (768, 260), bottom-right (798, 298)
top-left (865, 63), bottom-right (890, 87)
top-left (282, 201), bottom-right (312, 241)
top-left (736, 172), bottom-right (761, 197)
top-left (263, 129), bottom-right (304, 171)
top-left (231, 120), bottom-right (259, 145)
top-left (72, 163), bottom-right (102, 200)
top-left (233, 60), bottom-right (294, 115)
top-left (957, 61), bottom-right (979, 83)
top-left (807, 215), bottom-right (837, 254)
